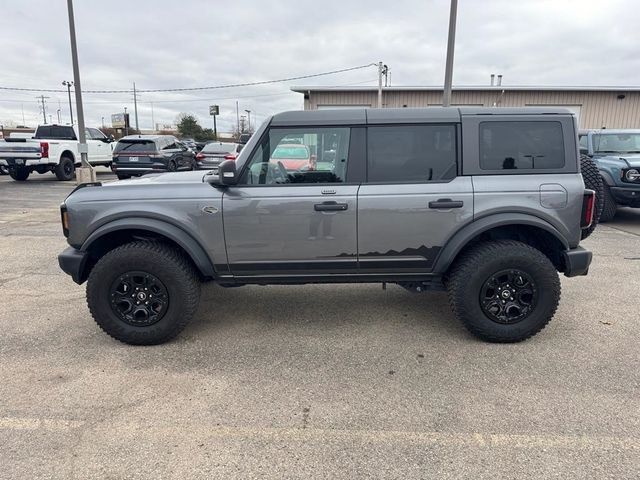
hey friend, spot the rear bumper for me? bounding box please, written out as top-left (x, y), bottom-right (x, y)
top-left (610, 186), bottom-right (640, 206)
top-left (0, 158), bottom-right (48, 167)
top-left (562, 246), bottom-right (592, 277)
top-left (58, 246), bottom-right (89, 284)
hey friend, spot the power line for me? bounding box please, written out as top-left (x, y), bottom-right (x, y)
top-left (0, 64), bottom-right (377, 94)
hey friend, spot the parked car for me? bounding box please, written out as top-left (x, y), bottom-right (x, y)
top-left (58, 107), bottom-right (596, 345)
top-left (194, 142), bottom-right (243, 170)
top-left (270, 143), bottom-right (313, 171)
top-left (579, 129), bottom-right (640, 221)
top-left (0, 124), bottom-right (114, 181)
top-left (111, 135), bottom-right (195, 180)
top-left (180, 138), bottom-right (198, 151)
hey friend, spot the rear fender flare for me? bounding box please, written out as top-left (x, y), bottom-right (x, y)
top-left (433, 213), bottom-right (569, 274)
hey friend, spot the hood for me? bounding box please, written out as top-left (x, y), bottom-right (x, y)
top-left (103, 170), bottom-right (211, 186)
top-left (620, 155), bottom-right (640, 168)
top-left (596, 153), bottom-right (640, 168)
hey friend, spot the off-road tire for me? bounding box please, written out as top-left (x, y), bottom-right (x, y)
top-left (599, 184), bottom-right (617, 222)
top-left (9, 167), bottom-right (29, 181)
top-left (87, 242), bottom-right (201, 345)
top-left (447, 240), bottom-right (560, 343)
top-left (54, 156), bottom-right (75, 181)
top-left (580, 154), bottom-right (604, 239)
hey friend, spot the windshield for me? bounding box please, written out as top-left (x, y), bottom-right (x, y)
top-left (592, 133), bottom-right (640, 153)
top-left (271, 145), bottom-right (309, 159)
top-left (114, 140), bottom-right (156, 153)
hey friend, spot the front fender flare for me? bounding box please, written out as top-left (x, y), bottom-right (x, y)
top-left (81, 217), bottom-right (216, 278)
top-left (432, 213), bottom-right (570, 274)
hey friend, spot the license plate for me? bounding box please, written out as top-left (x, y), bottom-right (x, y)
top-left (129, 156), bottom-right (138, 162)
top-left (15, 159), bottom-right (24, 165)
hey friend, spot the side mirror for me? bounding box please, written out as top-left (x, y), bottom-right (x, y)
top-left (207, 160), bottom-right (238, 187)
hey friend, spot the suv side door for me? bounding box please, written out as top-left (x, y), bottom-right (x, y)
top-left (222, 125), bottom-right (363, 278)
top-left (357, 123), bottom-right (473, 273)
top-left (87, 128), bottom-right (109, 163)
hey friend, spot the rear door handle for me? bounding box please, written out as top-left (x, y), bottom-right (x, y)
top-left (428, 198), bottom-right (464, 209)
top-left (314, 201), bottom-right (348, 212)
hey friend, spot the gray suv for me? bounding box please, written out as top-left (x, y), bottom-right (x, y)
top-left (58, 107), bottom-right (595, 345)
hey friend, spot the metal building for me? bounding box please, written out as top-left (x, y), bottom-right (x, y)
top-left (290, 86), bottom-right (640, 129)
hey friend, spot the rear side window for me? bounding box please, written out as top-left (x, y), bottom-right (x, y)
top-left (479, 121), bottom-right (565, 170)
top-left (35, 125), bottom-right (76, 140)
top-left (114, 140), bottom-right (157, 153)
top-left (367, 125), bottom-right (457, 183)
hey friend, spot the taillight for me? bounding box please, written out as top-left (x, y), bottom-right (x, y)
top-left (195, 152), bottom-right (205, 160)
top-left (40, 142), bottom-right (49, 158)
top-left (60, 204), bottom-right (69, 237)
top-left (581, 189), bottom-right (595, 229)
top-left (224, 154), bottom-right (237, 160)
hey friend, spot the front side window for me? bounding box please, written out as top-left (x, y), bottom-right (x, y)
top-left (367, 125), bottom-right (457, 183)
top-left (240, 127), bottom-right (350, 185)
top-left (480, 121), bottom-right (565, 170)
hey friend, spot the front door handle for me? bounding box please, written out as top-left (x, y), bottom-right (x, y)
top-left (314, 201), bottom-right (348, 212)
top-left (428, 198), bottom-right (464, 209)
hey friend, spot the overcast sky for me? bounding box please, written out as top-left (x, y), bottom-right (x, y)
top-left (0, 0), bottom-right (638, 132)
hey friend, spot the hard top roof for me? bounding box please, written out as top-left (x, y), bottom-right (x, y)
top-left (269, 107), bottom-right (574, 126)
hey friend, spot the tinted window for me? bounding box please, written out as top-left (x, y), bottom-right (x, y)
top-left (479, 121), bottom-right (565, 170)
top-left (35, 125), bottom-right (76, 140)
top-left (88, 128), bottom-right (105, 140)
top-left (114, 140), bottom-right (157, 153)
top-left (367, 125), bottom-right (456, 183)
top-left (203, 143), bottom-right (235, 154)
top-left (163, 141), bottom-right (179, 150)
top-left (591, 133), bottom-right (640, 153)
top-left (241, 127), bottom-right (350, 185)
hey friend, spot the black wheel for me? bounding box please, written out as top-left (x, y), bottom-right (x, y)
top-left (0, 165), bottom-right (8, 175)
top-left (9, 167), bottom-right (29, 181)
top-left (599, 184), bottom-right (617, 222)
top-left (447, 240), bottom-right (560, 343)
top-left (580, 154), bottom-right (604, 239)
top-left (167, 160), bottom-right (177, 172)
top-left (116, 174), bottom-right (131, 180)
top-left (54, 156), bottom-right (75, 181)
top-left (87, 242), bottom-right (201, 345)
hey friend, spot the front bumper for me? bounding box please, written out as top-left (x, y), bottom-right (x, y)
top-left (562, 246), bottom-right (592, 277)
top-left (58, 246), bottom-right (89, 284)
top-left (610, 186), bottom-right (640, 207)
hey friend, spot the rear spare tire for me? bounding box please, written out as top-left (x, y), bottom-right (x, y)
top-left (86, 242), bottom-right (200, 345)
top-left (580, 154), bottom-right (604, 239)
top-left (447, 240), bottom-right (560, 343)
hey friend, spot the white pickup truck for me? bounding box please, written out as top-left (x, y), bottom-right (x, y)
top-left (0, 124), bottom-right (114, 181)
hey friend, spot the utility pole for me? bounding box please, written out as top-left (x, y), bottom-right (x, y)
top-left (377, 62), bottom-right (383, 108)
top-left (244, 109), bottom-right (251, 132)
top-left (236, 101), bottom-right (240, 137)
top-left (442, 0), bottom-right (458, 107)
top-left (57, 109), bottom-right (61, 124)
top-left (124, 107), bottom-right (128, 136)
top-left (150, 102), bottom-right (155, 131)
top-left (133, 82), bottom-right (139, 131)
top-left (62, 80), bottom-right (74, 124)
top-left (101, 116), bottom-right (104, 128)
top-left (240, 115), bottom-right (246, 133)
top-left (66, 0), bottom-right (94, 182)
top-left (36, 95), bottom-right (49, 123)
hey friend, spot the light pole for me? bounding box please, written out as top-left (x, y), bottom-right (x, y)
top-left (57, 108), bottom-right (61, 124)
top-left (66, 0), bottom-right (94, 182)
top-left (101, 116), bottom-right (104, 128)
top-left (62, 80), bottom-right (74, 124)
top-left (442, 0), bottom-right (458, 107)
top-left (124, 107), bottom-right (128, 135)
top-left (244, 109), bottom-right (251, 132)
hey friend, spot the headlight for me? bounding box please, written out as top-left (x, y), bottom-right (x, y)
top-left (60, 204), bottom-right (69, 237)
top-left (625, 169), bottom-right (640, 181)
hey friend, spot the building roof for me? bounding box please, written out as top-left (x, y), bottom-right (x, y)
top-left (290, 85), bottom-right (640, 93)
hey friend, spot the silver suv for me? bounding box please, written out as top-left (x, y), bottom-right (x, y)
top-left (58, 107), bottom-right (596, 345)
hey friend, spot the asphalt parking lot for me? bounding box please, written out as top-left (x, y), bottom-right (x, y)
top-left (1, 170), bottom-right (639, 479)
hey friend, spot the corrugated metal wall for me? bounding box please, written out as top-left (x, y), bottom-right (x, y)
top-left (306, 89), bottom-right (640, 129)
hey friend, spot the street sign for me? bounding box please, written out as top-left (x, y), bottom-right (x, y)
top-left (111, 113), bottom-right (125, 128)
top-left (209, 105), bottom-right (219, 116)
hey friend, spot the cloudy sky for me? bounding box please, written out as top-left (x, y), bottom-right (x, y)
top-left (0, 0), bottom-right (638, 132)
